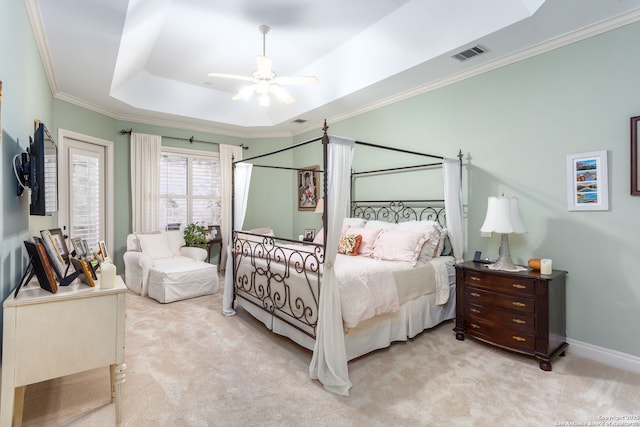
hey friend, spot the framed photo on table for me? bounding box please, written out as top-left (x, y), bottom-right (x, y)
top-left (303, 228), bottom-right (316, 242)
top-left (71, 237), bottom-right (85, 257)
top-left (209, 225), bottom-right (221, 240)
top-left (98, 240), bottom-right (111, 262)
top-left (39, 230), bottom-right (66, 280)
top-left (297, 166), bottom-right (319, 211)
top-left (48, 228), bottom-right (69, 261)
top-left (566, 150), bottom-right (609, 211)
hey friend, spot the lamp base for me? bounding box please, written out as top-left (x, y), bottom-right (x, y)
top-left (489, 233), bottom-right (519, 271)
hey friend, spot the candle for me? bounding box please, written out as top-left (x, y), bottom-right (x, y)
top-left (540, 258), bottom-right (552, 275)
top-left (100, 261), bottom-right (117, 289)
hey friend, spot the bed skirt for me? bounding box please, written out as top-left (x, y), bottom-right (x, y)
top-left (237, 281), bottom-right (456, 361)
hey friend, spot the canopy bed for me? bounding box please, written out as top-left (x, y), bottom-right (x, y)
top-left (222, 122), bottom-right (464, 395)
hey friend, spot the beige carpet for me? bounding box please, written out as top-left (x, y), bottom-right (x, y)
top-left (16, 279), bottom-right (640, 427)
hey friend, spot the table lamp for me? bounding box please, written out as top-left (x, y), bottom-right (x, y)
top-left (480, 195), bottom-right (527, 271)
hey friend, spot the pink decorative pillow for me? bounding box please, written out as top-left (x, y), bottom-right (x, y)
top-left (337, 234), bottom-right (362, 256)
top-left (371, 230), bottom-right (428, 266)
top-left (347, 227), bottom-right (382, 257)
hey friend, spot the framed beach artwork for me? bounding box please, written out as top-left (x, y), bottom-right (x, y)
top-left (566, 150), bottom-right (609, 211)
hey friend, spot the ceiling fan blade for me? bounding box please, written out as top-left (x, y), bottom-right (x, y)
top-left (273, 75), bottom-right (319, 86)
top-left (232, 84), bottom-right (258, 101)
top-left (207, 72), bottom-right (255, 82)
top-left (256, 55), bottom-right (273, 78)
top-left (268, 84), bottom-right (295, 104)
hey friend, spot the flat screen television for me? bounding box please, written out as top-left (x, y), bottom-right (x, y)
top-left (29, 122), bottom-right (58, 216)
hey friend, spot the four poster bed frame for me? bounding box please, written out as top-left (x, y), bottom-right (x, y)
top-left (226, 122), bottom-right (463, 394)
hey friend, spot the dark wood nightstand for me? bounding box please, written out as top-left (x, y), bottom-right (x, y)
top-left (454, 261), bottom-right (568, 371)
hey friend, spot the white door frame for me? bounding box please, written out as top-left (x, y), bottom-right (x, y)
top-left (57, 128), bottom-right (115, 253)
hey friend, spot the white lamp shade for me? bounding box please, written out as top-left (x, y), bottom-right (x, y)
top-left (315, 198), bottom-right (324, 213)
top-left (480, 196), bottom-right (527, 234)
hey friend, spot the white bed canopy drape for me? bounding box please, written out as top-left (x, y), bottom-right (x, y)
top-left (309, 135), bottom-right (355, 396)
top-left (130, 132), bottom-right (161, 232)
top-left (220, 144), bottom-right (243, 270)
top-left (443, 157), bottom-right (464, 262)
top-left (222, 162), bottom-right (253, 316)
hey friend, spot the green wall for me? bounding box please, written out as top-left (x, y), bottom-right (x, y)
top-left (2, 1), bottom-right (639, 360)
top-left (320, 22), bottom-right (640, 357)
top-left (1, 0), bottom-right (54, 339)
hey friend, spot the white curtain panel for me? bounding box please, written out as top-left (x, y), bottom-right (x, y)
top-left (222, 162), bottom-right (252, 316)
top-left (130, 133), bottom-right (161, 232)
top-left (219, 144), bottom-right (243, 270)
top-left (443, 157), bottom-right (464, 262)
top-left (309, 135), bottom-right (355, 396)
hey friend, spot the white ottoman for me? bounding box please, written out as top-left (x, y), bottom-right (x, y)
top-left (148, 261), bottom-right (219, 303)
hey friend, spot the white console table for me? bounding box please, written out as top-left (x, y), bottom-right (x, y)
top-left (1, 276), bottom-right (126, 427)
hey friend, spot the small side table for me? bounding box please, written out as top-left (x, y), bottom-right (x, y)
top-left (206, 238), bottom-right (223, 264)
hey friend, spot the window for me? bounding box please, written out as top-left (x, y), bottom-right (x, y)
top-left (159, 148), bottom-right (221, 231)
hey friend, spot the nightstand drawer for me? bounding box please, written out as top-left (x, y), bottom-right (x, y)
top-left (466, 303), bottom-right (535, 332)
top-left (464, 319), bottom-right (535, 353)
top-left (463, 271), bottom-right (534, 296)
top-left (465, 287), bottom-right (534, 313)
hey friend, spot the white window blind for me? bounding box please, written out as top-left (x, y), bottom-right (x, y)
top-left (159, 150), bottom-right (221, 231)
top-left (69, 152), bottom-right (101, 252)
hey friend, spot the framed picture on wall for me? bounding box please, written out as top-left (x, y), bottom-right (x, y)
top-left (297, 166), bottom-right (319, 211)
top-left (566, 150), bottom-right (609, 211)
top-left (631, 116), bottom-right (639, 196)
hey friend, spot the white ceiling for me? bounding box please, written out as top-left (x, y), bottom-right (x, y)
top-left (27, 0), bottom-right (640, 138)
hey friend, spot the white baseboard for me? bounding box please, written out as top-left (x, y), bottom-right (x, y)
top-left (567, 338), bottom-right (640, 374)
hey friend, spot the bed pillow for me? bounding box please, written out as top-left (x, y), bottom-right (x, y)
top-left (396, 220), bottom-right (445, 261)
top-left (371, 230), bottom-right (428, 266)
top-left (248, 227), bottom-right (274, 236)
top-left (337, 234), bottom-right (362, 256)
top-left (343, 217), bottom-right (367, 229)
top-left (136, 233), bottom-right (173, 259)
top-left (364, 220), bottom-right (397, 231)
top-left (346, 227), bottom-right (382, 257)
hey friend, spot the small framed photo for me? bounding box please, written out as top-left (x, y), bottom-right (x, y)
top-left (566, 150), bottom-right (609, 211)
top-left (48, 228), bottom-right (69, 261)
top-left (81, 239), bottom-right (90, 257)
top-left (71, 237), bottom-right (85, 257)
top-left (303, 228), bottom-right (316, 242)
top-left (98, 240), bottom-right (111, 262)
top-left (209, 225), bottom-right (221, 240)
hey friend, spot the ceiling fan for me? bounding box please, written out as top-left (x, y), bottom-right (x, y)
top-left (207, 24), bottom-right (319, 106)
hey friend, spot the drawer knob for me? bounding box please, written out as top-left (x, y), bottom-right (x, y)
top-left (512, 283), bottom-right (525, 289)
top-left (470, 308), bottom-right (481, 314)
top-left (512, 336), bottom-right (527, 342)
top-left (512, 301), bottom-right (526, 307)
top-left (471, 323), bottom-right (480, 329)
top-left (470, 276), bottom-right (481, 281)
top-left (470, 292), bottom-right (480, 297)
top-left (512, 319), bottom-right (526, 325)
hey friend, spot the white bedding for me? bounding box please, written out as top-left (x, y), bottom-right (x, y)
top-left (234, 237), bottom-right (452, 330)
top-left (334, 255), bottom-right (399, 328)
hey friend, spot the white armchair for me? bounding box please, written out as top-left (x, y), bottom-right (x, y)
top-left (123, 231), bottom-right (207, 296)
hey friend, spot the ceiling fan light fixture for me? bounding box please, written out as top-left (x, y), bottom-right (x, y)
top-left (233, 85), bottom-right (256, 101)
top-left (259, 92), bottom-right (270, 107)
top-left (269, 84), bottom-right (295, 104)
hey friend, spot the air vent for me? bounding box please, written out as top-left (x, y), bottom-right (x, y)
top-left (452, 45), bottom-right (488, 62)
top-left (292, 119), bottom-right (307, 124)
